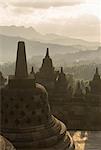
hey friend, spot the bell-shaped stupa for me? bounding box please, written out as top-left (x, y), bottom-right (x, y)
top-left (0, 41), bottom-right (74, 150)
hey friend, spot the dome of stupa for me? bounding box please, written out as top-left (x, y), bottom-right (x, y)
top-left (0, 41), bottom-right (74, 150)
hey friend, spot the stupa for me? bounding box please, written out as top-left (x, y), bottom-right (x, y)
top-left (0, 41), bottom-right (74, 150)
top-left (55, 67), bottom-right (68, 92)
top-left (89, 67), bottom-right (101, 95)
top-left (74, 81), bottom-right (83, 97)
top-left (36, 48), bottom-right (58, 91)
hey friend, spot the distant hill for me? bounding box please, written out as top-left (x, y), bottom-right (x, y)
top-left (0, 25), bottom-right (101, 68)
top-left (0, 34), bottom-right (88, 63)
top-left (51, 47), bottom-right (101, 66)
top-left (0, 25), bottom-right (101, 80)
top-left (0, 26), bottom-right (100, 50)
top-left (29, 47), bottom-right (101, 69)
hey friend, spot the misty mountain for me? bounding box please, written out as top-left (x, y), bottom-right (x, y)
top-left (0, 34), bottom-right (88, 63)
top-left (64, 63), bottom-right (101, 80)
top-left (29, 47), bottom-right (101, 68)
top-left (52, 47), bottom-right (101, 66)
top-left (0, 26), bottom-right (99, 50)
top-left (0, 26), bottom-right (41, 41)
top-left (1, 46), bottom-right (101, 80)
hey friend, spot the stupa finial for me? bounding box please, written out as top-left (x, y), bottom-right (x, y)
top-left (61, 67), bottom-right (63, 73)
top-left (15, 41), bottom-right (28, 78)
top-left (46, 48), bottom-right (49, 57)
top-left (96, 67), bottom-right (99, 74)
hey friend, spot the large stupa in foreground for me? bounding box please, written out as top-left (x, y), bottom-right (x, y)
top-left (0, 41), bottom-right (74, 150)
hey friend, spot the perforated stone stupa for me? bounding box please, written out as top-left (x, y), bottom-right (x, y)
top-left (0, 41), bottom-right (74, 150)
top-left (36, 48), bottom-right (58, 91)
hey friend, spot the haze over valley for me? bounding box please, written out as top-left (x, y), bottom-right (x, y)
top-left (0, 26), bottom-right (100, 63)
top-left (0, 0), bottom-right (101, 80)
top-left (0, 25), bottom-right (101, 80)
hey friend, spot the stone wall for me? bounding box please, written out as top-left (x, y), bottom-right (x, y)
top-left (50, 95), bottom-right (101, 130)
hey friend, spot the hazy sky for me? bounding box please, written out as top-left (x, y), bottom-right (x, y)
top-left (0, 0), bottom-right (101, 42)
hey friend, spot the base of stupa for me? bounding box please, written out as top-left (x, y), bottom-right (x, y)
top-left (1, 117), bottom-right (75, 150)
